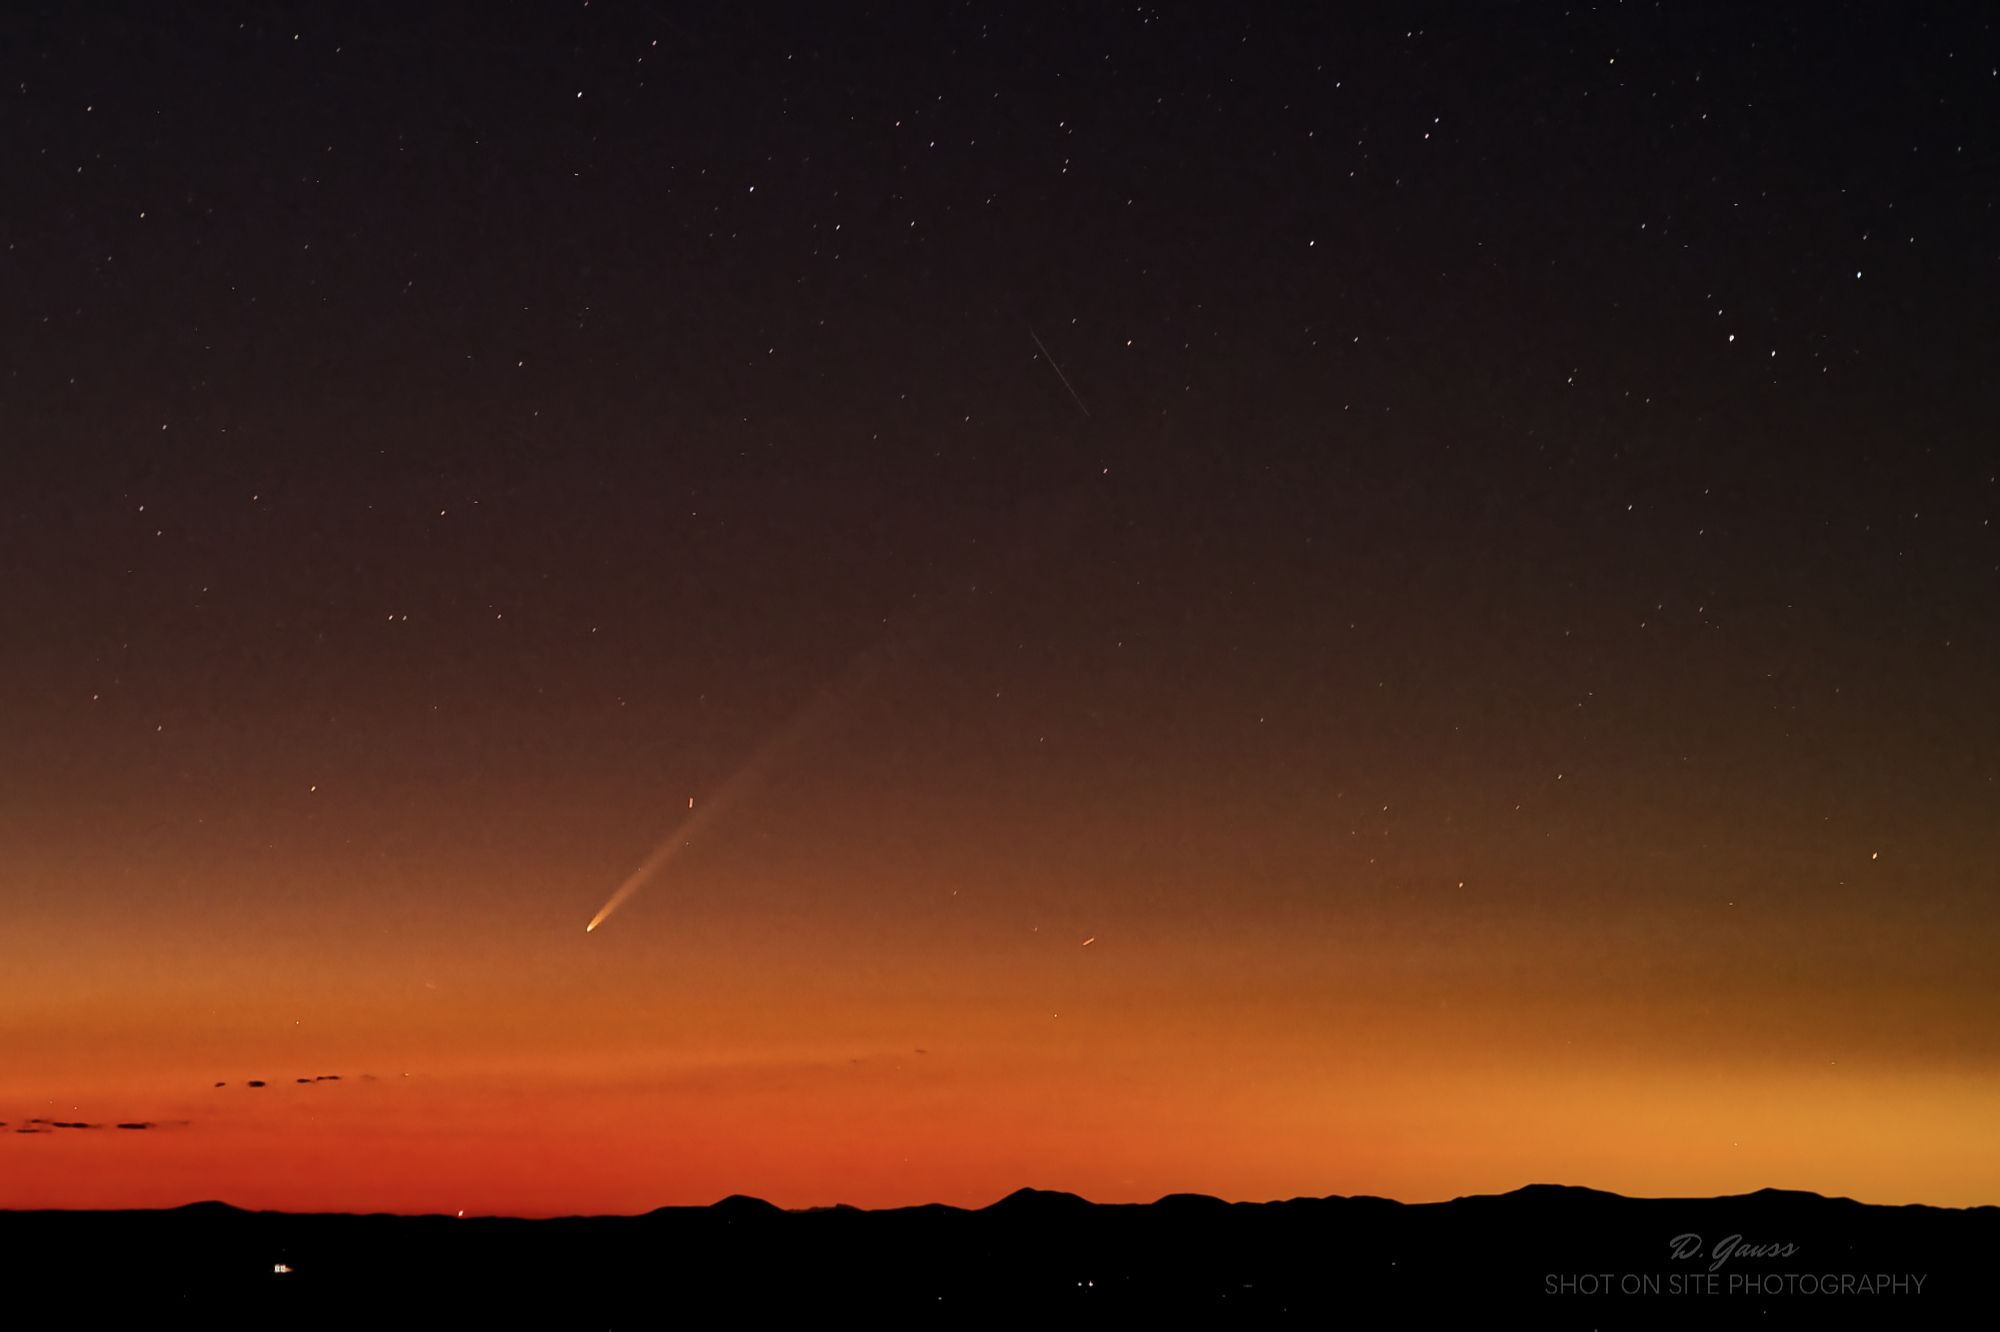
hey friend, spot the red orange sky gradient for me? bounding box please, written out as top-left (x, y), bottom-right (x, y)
top-left (7, 722), bottom-right (1997, 1212)
top-left (5, 4), bottom-right (1998, 1216)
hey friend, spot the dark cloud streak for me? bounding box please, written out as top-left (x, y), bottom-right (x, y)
top-left (223, 1074), bottom-right (348, 1089)
top-left (5, 1118), bottom-right (189, 1137)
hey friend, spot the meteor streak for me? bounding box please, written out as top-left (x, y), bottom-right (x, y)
top-left (1028, 325), bottom-right (1091, 418)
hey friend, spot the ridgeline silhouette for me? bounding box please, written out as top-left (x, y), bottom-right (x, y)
top-left (2, 1184), bottom-right (1989, 1325)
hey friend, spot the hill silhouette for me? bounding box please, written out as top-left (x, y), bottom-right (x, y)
top-left (984, 1185), bottom-right (1094, 1215)
top-left (2, 1185), bottom-right (1987, 1325)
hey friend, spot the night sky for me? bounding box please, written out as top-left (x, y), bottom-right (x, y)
top-left (4, 2), bottom-right (1997, 1215)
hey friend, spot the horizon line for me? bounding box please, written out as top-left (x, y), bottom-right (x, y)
top-left (6, 1182), bottom-right (1991, 1221)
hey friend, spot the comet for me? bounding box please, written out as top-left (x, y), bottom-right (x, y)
top-left (584, 646), bottom-right (890, 934)
top-left (583, 427), bottom-right (1117, 937)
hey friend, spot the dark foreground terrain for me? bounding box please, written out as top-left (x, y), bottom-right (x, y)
top-left (1, 1185), bottom-right (1988, 1326)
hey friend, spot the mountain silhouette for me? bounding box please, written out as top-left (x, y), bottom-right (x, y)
top-left (168, 1200), bottom-right (250, 1217)
top-left (710, 1193), bottom-right (785, 1220)
top-left (984, 1186), bottom-right (1093, 1214)
top-left (1151, 1191), bottom-right (1232, 1211)
top-left (2, 1185), bottom-right (1986, 1325)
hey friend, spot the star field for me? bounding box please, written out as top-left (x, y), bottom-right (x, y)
top-left (1, 2), bottom-right (1996, 1213)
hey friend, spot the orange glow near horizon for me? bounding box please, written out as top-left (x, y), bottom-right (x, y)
top-left (7, 798), bottom-right (1998, 1213)
top-left (8, 0), bottom-right (2000, 1230)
